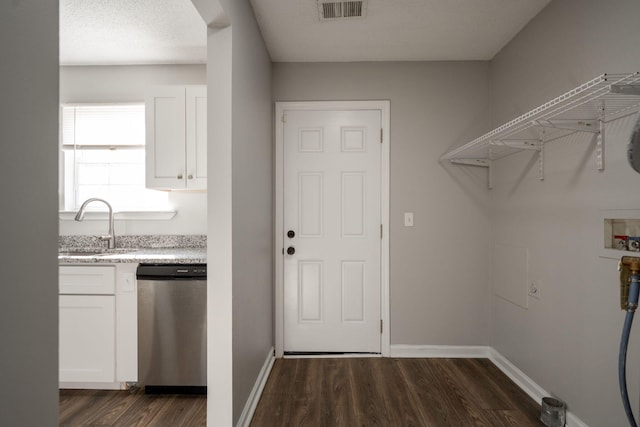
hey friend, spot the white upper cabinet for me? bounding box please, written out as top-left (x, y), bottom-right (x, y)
top-left (145, 85), bottom-right (207, 190)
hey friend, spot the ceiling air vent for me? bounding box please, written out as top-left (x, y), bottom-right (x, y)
top-left (318, 1), bottom-right (367, 21)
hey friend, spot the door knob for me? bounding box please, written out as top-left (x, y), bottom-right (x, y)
top-left (287, 230), bottom-right (295, 239)
top-left (287, 246), bottom-right (295, 255)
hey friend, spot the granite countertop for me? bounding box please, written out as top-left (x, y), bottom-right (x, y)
top-left (58, 247), bottom-right (207, 264)
top-left (58, 235), bottom-right (207, 264)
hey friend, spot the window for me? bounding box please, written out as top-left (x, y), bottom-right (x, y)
top-left (61, 104), bottom-right (169, 211)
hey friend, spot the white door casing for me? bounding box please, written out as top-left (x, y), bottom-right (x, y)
top-left (275, 101), bottom-right (390, 357)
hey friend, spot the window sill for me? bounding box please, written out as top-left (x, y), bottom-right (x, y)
top-left (59, 211), bottom-right (177, 221)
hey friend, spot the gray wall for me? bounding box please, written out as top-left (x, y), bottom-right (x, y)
top-left (273, 62), bottom-right (492, 346)
top-left (206, 19), bottom-right (234, 426)
top-left (0, 1), bottom-right (59, 425)
top-left (228, 1), bottom-right (274, 421)
top-left (207, 0), bottom-right (274, 424)
top-left (489, 0), bottom-right (640, 425)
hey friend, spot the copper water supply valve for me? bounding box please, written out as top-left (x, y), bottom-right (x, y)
top-left (621, 256), bottom-right (640, 275)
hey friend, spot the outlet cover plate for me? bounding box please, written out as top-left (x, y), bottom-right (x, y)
top-left (404, 212), bottom-right (414, 227)
top-left (528, 279), bottom-right (541, 300)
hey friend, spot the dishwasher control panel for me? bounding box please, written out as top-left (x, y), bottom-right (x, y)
top-left (136, 263), bottom-right (207, 280)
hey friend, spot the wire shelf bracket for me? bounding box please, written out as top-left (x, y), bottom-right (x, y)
top-left (449, 158), bottom-right (490, 167)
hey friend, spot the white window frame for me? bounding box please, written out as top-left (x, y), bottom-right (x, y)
top-left (59, 103), bottom-right (173, 217)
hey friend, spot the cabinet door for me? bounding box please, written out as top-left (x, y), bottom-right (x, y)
top-left (59, 295), bottom-right (116, 383)
top-left (146, 86), bottom-right (187, 189)
top-left (185, 86), bottom-right (207, 189)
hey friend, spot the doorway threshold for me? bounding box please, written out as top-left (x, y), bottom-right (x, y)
top-left (284, 351), bottom-right (381, 359)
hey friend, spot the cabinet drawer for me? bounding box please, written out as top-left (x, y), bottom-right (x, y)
top-left (59, 266), bottom-right (116, 295)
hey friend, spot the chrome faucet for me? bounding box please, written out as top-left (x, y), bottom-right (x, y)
top-left (75, 198), bottom-right (116, 249)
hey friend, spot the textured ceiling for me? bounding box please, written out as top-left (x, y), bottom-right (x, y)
top-left (60, 0), bottom-right (207, 65)
top-left (250, 0), bottom-right (553, 62)
top-left (60, 0), bottom-right (552, 65)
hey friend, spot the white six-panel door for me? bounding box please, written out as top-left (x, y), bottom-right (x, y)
top-left (283, 109), bottom-right (382, 353)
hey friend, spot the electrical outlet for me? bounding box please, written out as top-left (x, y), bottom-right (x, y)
top-left (528, 280), bottom-right (541, 300)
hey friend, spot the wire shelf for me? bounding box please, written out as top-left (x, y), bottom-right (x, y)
top-left (441, 72), bottom-right (640, 163)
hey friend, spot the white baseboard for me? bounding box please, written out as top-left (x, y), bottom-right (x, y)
top-left (390, 344), bottom-right (491, 358)
top-left (487, 348), bottom-right (588, 427)
top-left (236, 346), bottom-right (276, 427)
top-left (487, 348), bottom-right (547, 408)
top-left (59, 381), bottom-right (124, 390)
top-left (391, 345), bottom-right (588, 427)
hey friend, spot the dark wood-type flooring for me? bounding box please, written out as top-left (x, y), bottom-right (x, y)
top-left (60, 358), bottom-right (543, 426)
top-left (59, 388), bottom-right (206, 427)
top-left (250, 358), bottom-right (544, 427)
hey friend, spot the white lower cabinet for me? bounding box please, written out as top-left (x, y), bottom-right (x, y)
top-left (59, 295), bottom-right (116, 382)
top-left (59, 264), bottom-right (137, 389)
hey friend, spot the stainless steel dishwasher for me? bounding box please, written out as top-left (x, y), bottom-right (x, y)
top-left (137, 263), bottom-right (206, 394)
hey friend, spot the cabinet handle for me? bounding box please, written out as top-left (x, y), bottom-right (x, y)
top-left (177, 173), bottom-right (183, 180)
top-left (188, 174), bottom-right (193, 180)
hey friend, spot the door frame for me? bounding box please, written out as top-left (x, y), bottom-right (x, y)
top-left (274, 100), bottom-right (390, 358)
